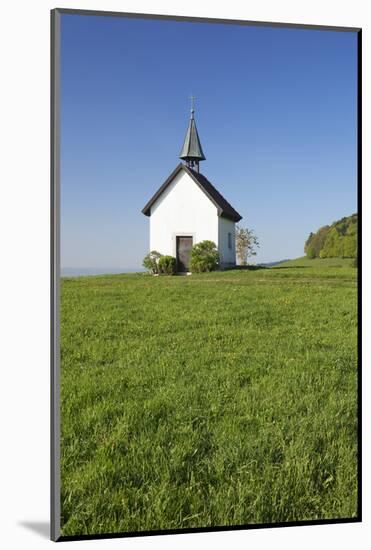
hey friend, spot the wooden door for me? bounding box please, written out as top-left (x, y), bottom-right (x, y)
top-left (176, 236), bottom-right (193, 272)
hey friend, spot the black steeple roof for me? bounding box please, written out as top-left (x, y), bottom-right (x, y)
top-left (179, 109), bottom-right (206, 162)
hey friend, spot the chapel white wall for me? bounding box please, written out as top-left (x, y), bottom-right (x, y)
top-left (218, 216), bottom-right (236, 266)
top-left (149, 170), bottom-right (219, 257)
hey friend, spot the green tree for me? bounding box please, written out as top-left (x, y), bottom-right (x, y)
top-left (235, 226), bottom-right (259, 265)
top-left (304, 226), bottom-right (330, 258)
top-left (304, 232), bottom-right (314, 258)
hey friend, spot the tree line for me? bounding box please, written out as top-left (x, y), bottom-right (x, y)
top-left (304, 213), bottom-right (357, 259)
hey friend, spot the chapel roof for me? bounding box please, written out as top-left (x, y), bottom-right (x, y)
top-left (141, 163), bottom-right (242, 223)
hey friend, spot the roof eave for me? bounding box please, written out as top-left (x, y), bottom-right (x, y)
top-left (179, 154), bottom-right (206, 161)
top-left (220, 211), bottom-right (243, 223)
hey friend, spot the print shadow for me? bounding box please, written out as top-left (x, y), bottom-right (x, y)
top-left (18, 521), bottom-right (50, 539)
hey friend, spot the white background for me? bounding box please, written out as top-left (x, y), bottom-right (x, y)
top-left (0, 1), bottom-right (368, 548)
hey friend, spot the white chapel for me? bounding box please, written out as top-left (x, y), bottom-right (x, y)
top-left (142, 103), bottom-right (242, 272)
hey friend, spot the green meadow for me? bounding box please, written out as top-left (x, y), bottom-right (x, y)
top-left (60, 257), bottom-right (358, 536)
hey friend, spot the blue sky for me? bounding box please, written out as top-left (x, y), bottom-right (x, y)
top-left (60, 13), bottom-right (357, 269)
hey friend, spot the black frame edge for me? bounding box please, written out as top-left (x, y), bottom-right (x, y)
top-left (356, 28), bottom-right (362, 522)
top-left (57, 517), bottom-right (361, 543)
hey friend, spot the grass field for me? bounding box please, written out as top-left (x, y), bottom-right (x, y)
top-left (60, 257), bottom-right (358, 536)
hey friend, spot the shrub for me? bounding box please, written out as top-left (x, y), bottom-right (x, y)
top-left (189, 240), bottom-right (219, 273)
top-left (158, 255), bottom-right (176, 275)
top-left (142, 250), bottom-right (162, 274)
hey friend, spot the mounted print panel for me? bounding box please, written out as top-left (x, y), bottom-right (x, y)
top-left (51, 8), bottom-right (361, 542)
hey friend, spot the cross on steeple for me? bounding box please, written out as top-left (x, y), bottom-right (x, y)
top-left (189, 95), bottom-right (196, 118)
top-left (179, 95), bottom-right (206, 173)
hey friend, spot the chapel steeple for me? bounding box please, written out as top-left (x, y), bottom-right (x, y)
top-left (179, 96), bottom-right (206, 173)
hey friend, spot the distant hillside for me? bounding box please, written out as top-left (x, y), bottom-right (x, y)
top-left (259, 259), bottom-right (291, 267)
top-left (304, 214), bottom-right (357, 259)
